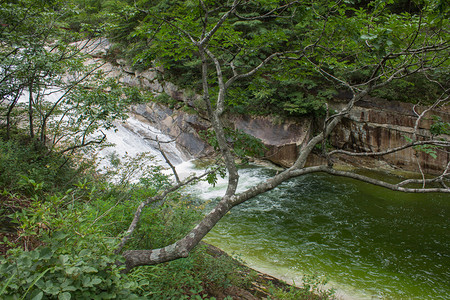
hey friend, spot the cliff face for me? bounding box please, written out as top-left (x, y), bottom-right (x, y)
top-left (228, 115), bottom-right (311, 167)
top-left (89, 39), bottom-right (448, 174)
top-left (131, 97), bottom-right (449, 174)
top-left (330, 98), bottom-right (449, 174)
top-left (130, 103), bottom-right (212, 158)
top-left (129, 102), bottom-right (311, 167)
top-left (129, 80), bottom-right (448, 174)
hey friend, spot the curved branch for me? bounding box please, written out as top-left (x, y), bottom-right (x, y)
top-left (200, 0), bottom-right (241, 46)
top-left (329, 140), bottom-right (450, 158)
top-left (322, 168), bottom-right (450, 193)
top-left (121, 165), bottom-right (324, 271)
top-left (116, 168), bottom-right (217, 254)
top-left (121, 157), bottom-right (449, 271)
top-left (58, 131), bottom-right (106, 154)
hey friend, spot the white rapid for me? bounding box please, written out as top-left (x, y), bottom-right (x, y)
top-left (98, 115), bottom-right (271, 197)
top-left (96, 116), bottom-right (190, 170)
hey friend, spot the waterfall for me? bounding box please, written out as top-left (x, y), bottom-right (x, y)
top-left (99, 115), bottom-right (271, 196)
top-left (16, 87), bottom-right (194, 180)
top-left (98, 116), bottom-right (190, 167)
top-left (96, 115), bottom-right (197, 182)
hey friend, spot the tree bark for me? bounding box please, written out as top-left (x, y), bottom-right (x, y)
top-left (28, 81), bottom-right (34, 139)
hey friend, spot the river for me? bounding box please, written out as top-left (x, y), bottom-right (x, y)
top-left (105, 116), bottom-right (450, 300)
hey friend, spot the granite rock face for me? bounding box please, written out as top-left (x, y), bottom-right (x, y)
top-left (330, 98), bottom-right (449, 174)
top-left (228, 115), bottom-right (311, 167)
top-left (86, 39), bottom-right (449, 173)
top-left (130, 100), bottom-right (312, 167)
top-left (130, 84), bottom-right (449, 173)
top-left (130, 103), bottom-right (212, 158)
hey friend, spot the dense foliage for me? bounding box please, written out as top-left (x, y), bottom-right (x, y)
top-left (0, 0), bottom-right (147, 154)
top-left (0, 140), bottom-right (227, 299)
top-left (7, 0), bottom-right (443, 118)
top-left (91, 0), bottom-right (449, 116)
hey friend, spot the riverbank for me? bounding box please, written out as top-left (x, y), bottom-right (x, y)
top-left (200, 242), bottom-right (338, 300)
top-left (203, 240), bottom-right (368, 300)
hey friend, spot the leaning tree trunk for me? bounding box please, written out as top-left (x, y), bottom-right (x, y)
top-left (28, 81), bottom-right (34, 139)
top-left (5, 91), bottom-right (20, 140)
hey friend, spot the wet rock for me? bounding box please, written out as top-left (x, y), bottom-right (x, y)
top-left (130, 103), bottom-right (212, 158)
top-left (90, 42), bottom-right (448, 174)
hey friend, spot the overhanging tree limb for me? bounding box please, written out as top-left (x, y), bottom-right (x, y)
top-left (116, 0), bottom-right (450, 272)
top-left (329, 140), bottom-right (450, 157)
top-left (116, 167), bottom-right (220, 255)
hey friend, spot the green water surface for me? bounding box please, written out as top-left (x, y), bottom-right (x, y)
top-left (203, 169), bottom-right (450, 299)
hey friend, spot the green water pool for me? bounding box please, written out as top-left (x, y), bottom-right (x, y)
top-left (201, 170), bottom-right (449, 299)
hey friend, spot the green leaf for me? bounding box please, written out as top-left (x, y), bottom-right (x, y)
top-left (81, 266), bottom-right (98, 273)
top-left (360, 33), bottom-right (378, 40)
top-left (65, 267), bottom-right (80, 276)
top-left (30, 291), bottom-right (43, 300)
top-left (91, 277), bottom-right (102, 285)
top-left (39, 247), bottom-right (53, 260)
top-left (78, 249), bottom-right (91, 257)
top-left (58, 292), bottom-right (71, 300)
top-left (82, 277), bottom-right (92, 287)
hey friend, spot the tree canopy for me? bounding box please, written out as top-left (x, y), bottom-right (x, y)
top-left (0, 0), bottom-right (146, 153)
top-left (103, 0), bottom-right (449, 116)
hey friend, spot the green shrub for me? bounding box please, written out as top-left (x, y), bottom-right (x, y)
top-left (126, 246), bottom-right (250, 299)
top-left (0, 235), bottom-right (140, 300)
top-left (0, 136), bottom-right (84, 195)
top-left (0, 138), bottom-right (260, 300)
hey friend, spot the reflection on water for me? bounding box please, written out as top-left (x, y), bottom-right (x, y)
top-left (192, 166), bottom-right (450, 300)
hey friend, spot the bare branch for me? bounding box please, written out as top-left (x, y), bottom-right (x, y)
top-left (116, 168), bottom-right (218, 253)
top-left (58, 131), bottom-right (106, 155)
top-left (302, 53), bottom-right (358, 94)
top-left (412, 93), bottom-right (450, 141)
top-left (200, 0), bottom-right (241, 46)
top-left (199, 0), bottom-right (208, 40)
top-left (329, 140), bottom-right (450, 157)
top-left (322, 168), bottom-right (450, 193)
top-left (204, 49), bottom-right (226, 116)
top-left (157, 136), bottom-right (180, 184)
